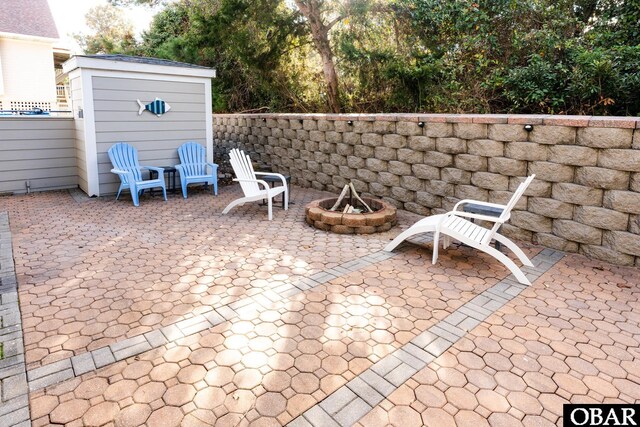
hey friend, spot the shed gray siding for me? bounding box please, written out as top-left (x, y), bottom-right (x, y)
top-left (70, 75), bottom-right (89, 193)
top-left (0, 117), bottom-right (77, 194)
top-left (92, 76), bottom-right (207, 195)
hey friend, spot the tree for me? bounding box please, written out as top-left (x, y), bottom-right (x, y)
top-left (73, 4), bottom-right (138, 54)
top-left (137, 1), bottom-right (191, 57)
top-left (90, 0), bottom-right (640, 115)
top-left (586, 0), bottom-right (640, 45)
top-left (292, 0), bottom-right (343, 112)
top-left (137, 0), bottom-right (308, 112)
top-left (108, 0), bottom-right (163, 5)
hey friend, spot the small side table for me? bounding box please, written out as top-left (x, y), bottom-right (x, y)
top-left (462, 203), bottom-right (504, 250)
top-left (149, 166), bottom-right (177, 194)
top-left (259, 175), bottom-right (292, 207)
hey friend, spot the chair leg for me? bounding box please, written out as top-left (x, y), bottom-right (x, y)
top-left (283, 187), bottom-right (288, 210)
top-left (115, 185), bottom-right (123, 201)
top-left (162, 185), bottom-right (167, 201)
top-left (267, 197), bottom-right (273, 221)
top-left (212, 177), bottom-right (218, 196)
top-left (383, 218), bottom-right (439, 252)
top-left (384, 229), bottom-right (414, 252)
top-left (131, 185), bottom-right (140, 207)
top-left (482, 245), bottom-right (531, 285)
top-left (181, 179), bottom-right (188, 199)
top-left (222, 198), bottom-right (247, 214)
top-left (460, 239), bottom-right (531, 285)
top-left (493, 233), bottom-right (534, 267)
top-left (432, 230), bottom-right (440, 264)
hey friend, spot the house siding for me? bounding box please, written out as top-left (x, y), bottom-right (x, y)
top-left (92, 76), bottom-right (206, 195)
top-left (0, 38), bottom-right (57, 110)
top-left (0, 117), bottom-right (76, 193)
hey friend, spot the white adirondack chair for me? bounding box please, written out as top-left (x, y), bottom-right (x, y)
top-left (222, 148), bottom-right (289, 221)
top-left (385, 175), bottom-right (536, 285)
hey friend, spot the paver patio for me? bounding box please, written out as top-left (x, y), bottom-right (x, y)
top-left (0, 185), bottom-right (638, 426)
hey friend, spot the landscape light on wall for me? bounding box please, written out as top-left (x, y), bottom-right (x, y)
top-left (418, 121), bottom-right (425, 127)
top-left (347, 120), bottom-right (353, 125)
top-left (524, 124), bottom-right (534, 132)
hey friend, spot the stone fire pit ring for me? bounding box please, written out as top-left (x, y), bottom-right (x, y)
top-left (305, 197), bottom-right (397, 234)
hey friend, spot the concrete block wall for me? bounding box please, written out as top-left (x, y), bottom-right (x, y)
top-left (214, 113), bottom-right (640, 266)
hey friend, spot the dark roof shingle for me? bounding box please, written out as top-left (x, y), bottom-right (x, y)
top-left (0, 0), bottom-right (59, 39)
top-left (78, 54), bottom-right (213, 70)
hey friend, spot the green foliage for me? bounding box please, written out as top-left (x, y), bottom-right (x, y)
top-left (73, 4), bottom-right (138, 55)
top-left (588, 0), bottom-right (640, 46)
top-left (499, 54), bottom-right (572, 113)
top-left (134, 0), bottom-right (312, 112)
top-left (108, 0), bottom-right (164, 6)
top-left (91, 0), bottom-right (640, 115)
top-left (499, 44), bottom-right (640, 115)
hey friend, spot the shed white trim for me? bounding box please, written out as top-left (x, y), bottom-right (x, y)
top-left (63, 56), bottom-right (216, 79)
top-left (81, 70), bottom-right (100, 197)
top-left (205, 78), bottom-right (213, 164)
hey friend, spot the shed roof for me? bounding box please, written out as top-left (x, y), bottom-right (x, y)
top-left (62, 54), bottom-right (216, 79)
top-left (78, 54), bottom-right (213, 70)
top-left (0, 0), bottom-right (59, 39)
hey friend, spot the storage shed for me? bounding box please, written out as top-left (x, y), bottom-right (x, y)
top-left (62, 54), bottom-right (216, 196)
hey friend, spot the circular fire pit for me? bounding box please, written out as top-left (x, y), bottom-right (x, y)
top-left (305, 197), bottom-right (397, 234)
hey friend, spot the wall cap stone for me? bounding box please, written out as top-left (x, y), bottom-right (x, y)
top-left (213, 113), bottom-right (640, 128)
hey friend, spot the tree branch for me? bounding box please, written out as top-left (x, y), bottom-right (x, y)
top-left (326, 15), bottom-right (344, 31)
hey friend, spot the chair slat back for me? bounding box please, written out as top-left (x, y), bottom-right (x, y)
top-left (229, 148), bottom-right (261, 196)
top-left (108, 143), bottom-right (142, 184)
top-left (481, 174), bottom-right (535, 245)
top-left (178, 142), bottom-right (206, 176)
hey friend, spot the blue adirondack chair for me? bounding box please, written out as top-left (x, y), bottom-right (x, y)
top-left (108, 142), bottom-right (167, 206)
top-left (175, 142), bottom-right (218, 198)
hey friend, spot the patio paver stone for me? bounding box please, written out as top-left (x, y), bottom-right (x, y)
top-left (0, 187), bottom-right (637, 426)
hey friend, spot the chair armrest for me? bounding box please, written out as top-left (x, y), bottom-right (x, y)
top-left (206, 162), bottom-right (218, 173)
top-left (454, 210), bottom-right (508, 222)
top-left (453, 199), bottom-right (506, 212)
top-left (233, 178), bottom-right (270, 190)
top-left (111, 168), bottom-right (131, 176)
top-left (141, 166), bottom-right (165, 175)
top-left (254, 172), bottom-right (288, 187)
top-left (111, 169), bottom-right (136, 183)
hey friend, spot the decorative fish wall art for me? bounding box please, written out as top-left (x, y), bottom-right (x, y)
top-left (137, 98), bottom-right (171, 117)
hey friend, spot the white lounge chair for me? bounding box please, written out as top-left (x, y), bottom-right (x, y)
top-left (222, 148), bottom-right (289, 221)
top-left (385, 175), bottom-right (536, 285)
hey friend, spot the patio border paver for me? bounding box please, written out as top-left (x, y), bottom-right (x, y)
top-left (0, 212), bottom-right (31, 427)
top-left (288, 248), bottom-right (565, 427)
top-left (67, 188), bottom-right (92, 203)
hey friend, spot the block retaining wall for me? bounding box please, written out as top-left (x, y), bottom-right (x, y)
top-left (214, 113), bottom-right (640, 266)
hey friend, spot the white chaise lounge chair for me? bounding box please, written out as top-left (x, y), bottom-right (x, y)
top-left (222, 148), bottom-right (289, 221)
top-left (385, 175), bottom-right (536, 285)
